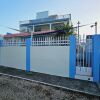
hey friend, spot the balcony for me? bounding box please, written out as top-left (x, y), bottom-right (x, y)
top-left (20, 14), bottom-right (71, 26)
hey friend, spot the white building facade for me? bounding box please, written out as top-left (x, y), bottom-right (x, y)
top-left (19, 11), bottom-right (71, 33)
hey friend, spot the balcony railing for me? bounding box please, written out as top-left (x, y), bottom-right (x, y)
top-left (20, 14), bottom-right (71, 25)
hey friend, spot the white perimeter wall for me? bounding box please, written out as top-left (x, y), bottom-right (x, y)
top-left (0, 46), bottom-right (26, 70)
top-left (31, 46), bottom-right (70, 77)
top-left (0, 46), bottom-right (70, 77)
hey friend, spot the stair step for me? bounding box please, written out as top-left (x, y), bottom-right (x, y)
top-left (75, 74), bottom-right (93, 81)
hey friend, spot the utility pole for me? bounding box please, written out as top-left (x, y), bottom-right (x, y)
top-left (95, 22), bottom-right (97, 34)
top-left (90, 21), bottom-right (97, 34)
top-left (77, 21), bottom-right (80, 42)
top-left (69, 14), bottom-right (71, 20)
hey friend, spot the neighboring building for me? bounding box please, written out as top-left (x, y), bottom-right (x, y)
top-left (0, 35), bottom-right (3, 40)
top-left (3, 11), bottom-right (71, 42)
top-left (3, 30), bottom-right (57, 42)
top-left (3, 30), bottom-right (69, 46)
top-left (19, 11), bottom-right (71, 33)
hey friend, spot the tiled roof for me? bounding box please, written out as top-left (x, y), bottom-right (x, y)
top-left (4, 30), bottom-right (56, 38)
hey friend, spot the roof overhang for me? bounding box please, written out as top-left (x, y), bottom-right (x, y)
top-left (4, 30), bottom-right (56, 38)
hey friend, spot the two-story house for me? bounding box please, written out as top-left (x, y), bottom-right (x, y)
top-left (3, 11), bottom-right (71, 43)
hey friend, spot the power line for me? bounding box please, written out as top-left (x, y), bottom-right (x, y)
top-left (0, 25), bottom-right (21, 32)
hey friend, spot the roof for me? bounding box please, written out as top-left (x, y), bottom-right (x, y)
top-left (4, 30), bottom-right (56, 38)
top-left (4, 32), bottom-right (29, 38)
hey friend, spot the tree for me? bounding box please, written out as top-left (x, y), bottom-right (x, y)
top-left (54, 22), bottom-right (74, 36)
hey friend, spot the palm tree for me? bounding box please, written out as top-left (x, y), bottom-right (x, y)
top-left (54, 22), bottom-right (74, 36)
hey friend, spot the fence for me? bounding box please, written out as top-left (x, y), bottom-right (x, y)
top-left (31, 36), bottom-right (69, 46)
top-left (1, 41), bottom-right (26, 46)
top-left (0, 46), bottom-right (26, 70)
top-left (70, 35), bottom-right (100, 83)
top-left (0, 35), bottom-right (100, 83)
top-left (75, 36), bottom-right (93, 80)
top-left (1, 36), bottom-right (69, 46)
top-left (76, 36), bottom-right (92, 67)
top-left (0, 35), bottom-right (70, 77)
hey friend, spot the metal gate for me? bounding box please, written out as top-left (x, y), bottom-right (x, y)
top-left (75, 35), bottom-right (93, 81)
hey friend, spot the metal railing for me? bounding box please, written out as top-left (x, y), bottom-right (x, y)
top-left (0, 36), bottom-right (70, 46)
top-left (31, 36), bottom-right (70, 46)
top-left (57, 14), bottom-right (71, 20)
top-left (76, 35), bottom-right (92, 68)
top-left (20, 14), bottom-right (71, 25)
top-left (1, 40), bottom-right (26, 46)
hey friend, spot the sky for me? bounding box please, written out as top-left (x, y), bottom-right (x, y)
top-left (0, 0), bottom-right (100, 35)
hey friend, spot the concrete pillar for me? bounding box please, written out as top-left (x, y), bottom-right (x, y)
top-left (33, 25), bottom-right (35, 32)
top-left (69, 35), bottom-right (76, 78)
top-left (92, 35), bottom-right (100, 83)
top-left (26, 38), bottom-right (31, 71)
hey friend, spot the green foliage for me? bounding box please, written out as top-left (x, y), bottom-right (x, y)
top-left (54, 22), bottom-right (74, 36)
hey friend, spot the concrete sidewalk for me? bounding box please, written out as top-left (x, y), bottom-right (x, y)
top-left (0, 66), bottom-right (100, 97)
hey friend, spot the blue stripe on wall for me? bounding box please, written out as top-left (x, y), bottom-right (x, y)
top-left (69, 35), bottom-right (76, 78)
top-left (26, 38), bottom-right (31, 71)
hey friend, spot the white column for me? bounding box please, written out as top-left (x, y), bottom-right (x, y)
top-left (33, 25), bottom-right (35, 32)
top-left (50, 23), bottom-right (52, 31)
